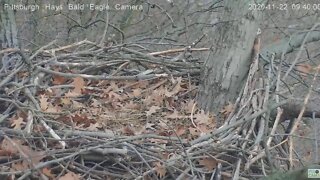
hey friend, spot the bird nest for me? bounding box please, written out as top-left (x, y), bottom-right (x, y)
top-left (0, 40), bottom-right (316, 179)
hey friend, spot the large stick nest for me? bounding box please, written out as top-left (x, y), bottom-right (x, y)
top-left (0, 40), bottom-right (316, 179)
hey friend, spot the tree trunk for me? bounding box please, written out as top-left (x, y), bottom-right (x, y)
top-left (197, 0), bottom-right (262, 120)
top-left (0, 0), bottom-right (20, 72)
top-left (0, 0), bottom-right (19, 49)
top-left (0, 0), bottom-right (19, 113)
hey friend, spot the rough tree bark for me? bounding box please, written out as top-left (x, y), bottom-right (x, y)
top-left (197, 0), bottom-right (263, 118)
top-left (0, 0), bottom-right (20, 72)
top-left (197, 0), bottom-right (320, 123)
top-left (0, 0), bottom-right (19, 49)
top-left (0, 0), bottom-right (20, 113)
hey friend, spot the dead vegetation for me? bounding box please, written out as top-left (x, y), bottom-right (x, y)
top-left (0, 37), bottom-right (318, 179)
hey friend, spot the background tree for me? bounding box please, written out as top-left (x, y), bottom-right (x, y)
top-left (197, 0), bottom-right (262, 119)
top-left (0, 0), bottom-right (18, 49)
top-left (0, 0), bottom-right (20, 75)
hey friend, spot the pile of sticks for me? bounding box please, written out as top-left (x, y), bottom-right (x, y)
top-left (0, 39), bottom-right (315, 179)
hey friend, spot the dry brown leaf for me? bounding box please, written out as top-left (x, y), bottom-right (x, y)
top-left (122, 126), bottom-right (135, 136)
top-left (72, 77), bottom-right (85, 94)
top-left (109, 81), bottom-right (120, 92)
top-left (0, 149), bottom-right (14, 156)
top-left (165, 97), bottom-right (176, 110)
top-left (166, 110), bottom-right (185, 119)
top-left (59, 172), bottom-right (81, 180)
top-left (111, 101), bottom-right (124, 109)
top-left (161, 152), bottom-right (171, 160)
top-left (65, 90), bottom-right (81, 97)
top-left (12, 162), bottom-right (29, 171)
top-left (188, 127), bottom-right (201, 137)
top-left (42, 167), bottom-right (55, 179)
top-left (52, 75), bottom-right (67, 85)
top-left (19, 145), bottom-right (45, 165)
top-left (143, 96), bottom-right (153, 106)
top-left (146, 105), bottom-right (161, 116)
top-left (194, 110), bottom-right (211, 125)
top-left (175, 126), bottom-right (186, 136)
top-left (10, 117), bottom-right (25, 130)
top-left (135, 80), bottom-right (149, 89)
top-left (16, 111), bottom-right (28, 120)
top-left (146, 87), bottom-right (165, 105)
top-left (132, 89), bottom-right (141, 97)
top-left (3, 138), bottom-right (45, 171)
top-left (46, 105), bottom-right (60, 113)
top-left (12, 148), bottom-right (44, 171)
top-left (1, 138), bottom-right (19, 155)
top-left (87, 123), bottom-right (101, 131)
top-left (39, 94), bottom-right (49, 110)
top-left (108, 91), bottom-right (122, 101)
top-left (61, 97), bottom-right (72, 105)
top-left (165, 77), bottom-right (182, 97)
top-left (158, 119), bottom-right (169, 129)
top-left (125, 101), bottom-right (141, 110)
top-left (199, 158), bottom-right (217, 171)
top-left (17, 71), bottom-right (29, 78)
top-left (184, 99), bottom-right (196, 114)
top-left (71, 100), bottom-right (85, 109)
top-left (90, 98), bottom-right (101, 107)
top-left (48, 86), bottom-right (61, 96)
top-left (220, 102), bottom-right (234, 117)
top-left (145, 122), bottom-right (156, 130)
top-left (198, 124), bottom-right (211, 133)
top-left (72, 114), bottom-right (91, 127)
top-left (90, 106), bottom-right (102, 115)
top-left (296, 64), bottom-right (313, 77)
top-left (302, 151), bottom-right (312, 164)
top-left (154, 162), bottom-right (166, 178)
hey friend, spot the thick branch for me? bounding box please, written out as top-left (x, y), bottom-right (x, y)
top-left (261, 31), bottom-right (320, 59)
